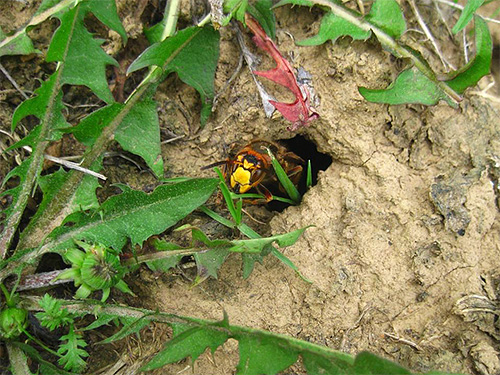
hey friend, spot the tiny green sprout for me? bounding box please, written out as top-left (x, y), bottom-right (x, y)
top-left (57, 241), bottom-right (135, 302)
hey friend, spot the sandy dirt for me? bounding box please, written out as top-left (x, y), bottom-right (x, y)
top-left (1, 1), bottom-right (500, 374)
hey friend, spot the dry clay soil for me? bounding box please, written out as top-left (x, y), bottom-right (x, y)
top-left (1, 1), bottom-right (500, 374)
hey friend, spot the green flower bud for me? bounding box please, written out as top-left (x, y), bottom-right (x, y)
top-left (0, 307), bottom-right (28, 339)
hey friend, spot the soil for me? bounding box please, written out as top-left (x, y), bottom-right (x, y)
top-left (1, 1), bottom-right (500, 374)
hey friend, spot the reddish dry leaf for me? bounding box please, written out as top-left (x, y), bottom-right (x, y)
top-left (245, 13), bottom-right (319, 131)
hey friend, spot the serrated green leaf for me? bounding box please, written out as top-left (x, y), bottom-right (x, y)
top-left (1, 73), bottom-right (69, 255)
top-left (99, 316), bottom-right (150, 344)
top-left (354, 351), bottom-right (411, 375)
top-left (146, 239), bottom-right (184, 272)
top-left (192, 228), bottom-right (231, 278)
top-left (71, 102), bottom-right (124, 146)
top-left (128, 26), bottom-right (220, 125)
top-left (242, 252), bottom-right (264, 279)
top-left (452, 0), bottom-right (484, 34)
top-left (359, 67), bottom-right (449, 105)
top-left (12, 73), bottom-right (69, 134)
top-left (446, 15), bottom-right (492, 94)
top-left (39, 167), bottom-right (100, 213)
top-left (297, 12), bottom-right (370, 46)
top-left (366, 0), bottom-right (406, 39)
top-left (230, 227), bottom-right (308, 253)
top-left (57, 325), bottom-right (89, 372)
top-left (72, 93), bottom-right (163, 177)
top-left (236, 334), bottom-right (299, 375)
top-left (47, 179), bottom-right (218, 251)
top-left (35, 294), bottom-right (75, 330)
top-left (82, 0), bottom-right (127, 43)
top-left (47, 4), bottom-right (118, 103)
top-left (0, 30), bottom-right (37, 57)
top-left (248, 0), bottom-right (276, 39)
top-left (141, 322), bottom-right (229, 371)
top-left (16, 159), bottom-right (102, 248)
top-left (115, 86), bottom-right (164, 177)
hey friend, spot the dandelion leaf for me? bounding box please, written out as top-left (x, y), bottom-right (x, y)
top-left (47, 4), bottom-right (118, 103)
top-left (446, 15), bottom-right (492, 94)
top-left (47, 179), bottom-right (218, 251)
top-left (128, 26), bottom-right (220, 125)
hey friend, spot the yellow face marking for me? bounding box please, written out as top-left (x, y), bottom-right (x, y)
top-left (243, 159), bottom-right (256, 170)
top-left (230, 166), bottom-right (252, 193)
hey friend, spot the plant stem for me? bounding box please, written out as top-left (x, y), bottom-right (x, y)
top-left (22, 328), bottom-right (62, 358)
top-left (161, 0), bottom-right (180, 41)
top-left (0, 283), bottom-right (12, 306)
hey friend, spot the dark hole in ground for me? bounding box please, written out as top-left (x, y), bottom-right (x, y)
top-left (267, 135), bottom-right (332, 212)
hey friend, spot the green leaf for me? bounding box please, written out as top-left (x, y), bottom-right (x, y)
top-left (365, 0), bottom-right (406, 39)
top-left (47, 179), bottom-right (219, 251)
top-left (146, 238), bottom-right (184, 272)
top-left (57, 325), bottom-right (89, 372)
top-left (128, 26), bottom-right (220, 125)
top-left (230, 227), bottom-right (308, 253)
top-left (83, 0), bottom-right (127, 43)
top-left (223, 0), bottom-right (249, 23)
top-left (270, 247), bottom-right (312, 283)
top-left (71, 102), bottom-right (124, 146)
top-left (215, 167), bottom-right (241, 224)
top-left (303, 350), bottom-right (354, 374)
top-left (142, 322), bottom-right (229, 371)
top-left (12, 73), bottom-right (68, 134)
top-left (268, 148), bottom-right (300, 204)
top-left (16, 160), bottom-right (102, 248)
top-left (236, 335), bottom-right (299, 375)
top-left (354, 351), bottom-right (411, 375)
top-left (242, 252), bottom-right (264, 279)
top-left (99, 316), bottom-right (151, 344)
top-left (236, 223), bottom-right (308, 280)
top-left (35, 294), bottom-right (75, 330)
top-left (446, 15), bottom-right (492, 94)
top-left (297, 12), bottom-right (370, 46)
top-left (0, 29), bottom-right (37, 57)
top-left (38, 167), bottom-right (100, 214)
top-left (145, 20), bottom-right (166, 44)
top-left (192, 229), bottom-right (231, 278)
top-left (114, 86), bottom-right (164, 177)
top-left (248, 0), bottom-right (276, 39)
top-left (82, 314), bottom-right (116, 331)
top-left (35, 0), bottom-right (66, 16)
top-left (295, 0), bottom-right (404, 46)
top-left (1, 73), bottom-right (69, 255)
top-left (452, 0), bottom-right (484, 34)
top-left (47, 4), bottom-right (118, 103)
top-left (359, 67), bottom-right (449, 105)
